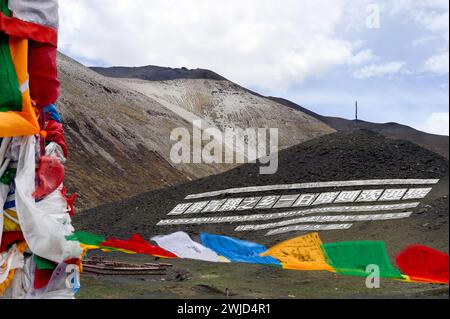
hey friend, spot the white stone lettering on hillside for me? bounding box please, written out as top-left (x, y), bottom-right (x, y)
top-left (266, 224), bottom-right (354, 236)
top-left (356, 189), bottom-right (384, 202)
top-left (160, 180), bottom-right (436, 235)
top-left (273, 194), bottom-right (301, 208)
top-left (157, 202), bottom-right (420, 226)
top-left (234, 212), bottom-right (413, 232)
top-left (334, 190), bottom-right (362, 203)
top-left (169, 187), bottom-right (432, 217)
top-left (379, 189), bottom-right (408, 201)
top-left (168, 203), bottom-right (193, 215)
top-left (184, 179), bottom-right (439, 200)
top-left (402, 188), bottom-right (433, 200)
top-left (236, 197), bottom-right (262, 211)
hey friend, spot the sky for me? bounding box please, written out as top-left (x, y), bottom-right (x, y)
top-left (59, 0), bottom-right (449, 136)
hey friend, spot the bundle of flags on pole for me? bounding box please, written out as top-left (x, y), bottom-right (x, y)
top-left (1, 0), bottom-right (80, 299)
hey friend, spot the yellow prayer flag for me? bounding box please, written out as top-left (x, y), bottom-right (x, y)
top-left (261, 233), bottom-right (335, 272)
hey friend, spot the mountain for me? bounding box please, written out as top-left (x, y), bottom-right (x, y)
top-left (91, 65), bottom-right (226, 82)
top-left (59, 54), bottom-right (334, 210)
top-left (117, 78), bottom-right (334, 153)
top-left (268, 96), bottom-right (449, 159)
top-left (58, 54), bottom-right (215, 210)
top-left (94, 65), bottom-right (448, 160)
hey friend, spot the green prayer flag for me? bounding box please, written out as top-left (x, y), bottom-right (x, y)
top-left (66, 231), bottom-right (105, 247)
top-left (322, 241), bottom-right (403, 279)
top-left (0, 0), bottom-right (22, 113)
top-left (0, 168), bottom-right (17, 185)
top-left (34, 255), bottom-right (57, 270)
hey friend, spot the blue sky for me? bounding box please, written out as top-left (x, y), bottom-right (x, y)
top-left (59, 0), bottom-right (449, 135)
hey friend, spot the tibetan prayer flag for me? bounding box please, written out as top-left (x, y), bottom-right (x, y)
top-left (0, 269), bottom-right (15, 295)
top-left (0, 0), bottom-right (58, 46)
top-left (34, 255), bottom-right (57, 271)
top-left (0, 24), bottom-right (21, 112)
top-left (261, 233), bottom-right (334, 272)
top-left (396, 245), bottom-right (449, 284)
top-left (0, 35), bottom-right (40, 137)
top-left (44, 120), bottom-right (68, 157)
top-left (7, 0), bottom-right (59, 29)
top-left (200, 233), bottom-right (281, 266)
top-left (322, 241), bottom-right (403, 279)
top-left (34, 269), bottom-right (53, 289)
top-left (0, 232), bottom-right (24, 253)
top-left (28, 42), bottom-right (60, 109)
top-left (151, 231), bottom-right (226, 263)
top-left (14, 136), bottom-right (82, 263)
top-left (101, 234), bottom-right (177, 259)
top-left (33, 155), bottom-right (65, 200)
top-left (66, 232), bottom-right (105, 247)
top-left (3, 209), bottom-right (21, 232)
top-left (0, 242), bottom-right (27, 290)
top-left (44, 104), bottom-right (62, 123)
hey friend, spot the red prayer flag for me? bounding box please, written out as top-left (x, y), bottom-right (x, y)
top-left (45, 120), bottom-right (68, 157)
top-left (0, 12), bottom-right (58, 46)
top-left (33, 155), bottom-right (65, 200)
top-left (28, 41), bottom-right (60, 109)
top-left (0, 232), bottom-right (25, 253)
top-left (396, 245), bottom-right (449, 284)
top-left (34, 269), bottom-right (53, 289)
top-left (101, 234), bottom-right (177, 258)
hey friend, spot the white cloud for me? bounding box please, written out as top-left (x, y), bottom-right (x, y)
top-left (384, 0), bottom-right (449, 77)
top-left (411, 9), bottom-right (449, 33)
top-left (353, 62), bottom-right (405, 79)
top-left (419, 112), bottom-right (449, 135)
top-left (424, 52), bottom-right (449, 75)
top-left (58, 0), bottom-right (448, 92)
top-left (58, 0), bottom-right (372, 90)
top-left (412, 36), bottom-right (442, 47)
top-left (388, 0), bottom-right (449, 17)
top-left (347, 50), bottom-right (376, 65)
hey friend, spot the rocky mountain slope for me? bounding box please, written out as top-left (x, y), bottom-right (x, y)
top-left (117, 78), bottom-right (333, 156)
top-left (59, 54), bottom-right (226, 210)
top-left (59, 54), bottom-right (334, 210)
top-left (94, 66), bottom-right (449, 160)
top-left (92, 66), bottom-right (335, 154)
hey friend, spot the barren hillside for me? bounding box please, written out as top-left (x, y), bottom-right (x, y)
top-left (59, 55), bottom-right (334, 209)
